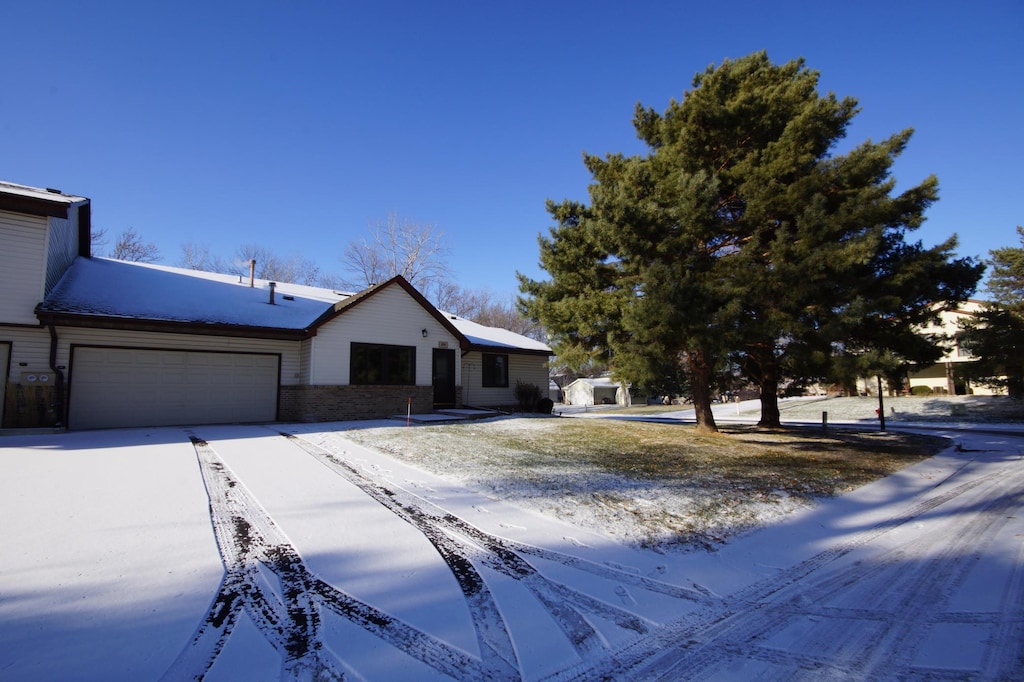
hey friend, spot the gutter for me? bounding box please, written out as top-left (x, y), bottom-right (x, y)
top-left (47, 324), bottom-right (65, 428)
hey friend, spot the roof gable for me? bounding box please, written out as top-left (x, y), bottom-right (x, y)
top-left (308, 275), bottom-right (467, 348)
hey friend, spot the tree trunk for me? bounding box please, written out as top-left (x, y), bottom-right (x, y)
top-left (688, 350), bottom-right (719, 433)
top-left (756, 352), bottom-right (782, 429)
top-left (1007, 363), bottom-right (1023, 399)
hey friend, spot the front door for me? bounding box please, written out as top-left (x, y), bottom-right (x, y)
top-left (432, 348), bottom-right (456, 408)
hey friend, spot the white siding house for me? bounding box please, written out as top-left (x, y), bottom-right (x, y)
top-left (2, 179), bottom-right (551, 429)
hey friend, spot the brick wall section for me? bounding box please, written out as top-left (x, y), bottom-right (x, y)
top-left (279, 385), bottom-right (435, 422)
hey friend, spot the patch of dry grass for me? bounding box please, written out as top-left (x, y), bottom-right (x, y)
top-left (485, 420), bottom-right (943, 497)
top-left (341, 417), bottom-right (947, 552)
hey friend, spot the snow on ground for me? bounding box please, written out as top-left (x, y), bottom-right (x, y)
top-left (1, 405), bottom-right (1022, 680)
top-left (339, 415), bottom-right (811, 552)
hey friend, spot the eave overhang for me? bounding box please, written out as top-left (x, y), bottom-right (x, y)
top-left (35, 311), bottom-right (312, 342)
top-left (466, 344), bottom-right (552, 357)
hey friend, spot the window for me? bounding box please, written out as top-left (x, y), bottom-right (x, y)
top-left (482, 353), bottom-right (508, 387)
top-left (351, 343), bottom-right (416, 385)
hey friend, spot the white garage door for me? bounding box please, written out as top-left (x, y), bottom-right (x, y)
top-left (69, 347), bottom-right (279, 430)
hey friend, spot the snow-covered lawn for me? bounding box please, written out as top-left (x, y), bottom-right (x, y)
top-left (1, 419), bottom-right (1022, 680)
top-left (338, 414), bottom-right (944, 552)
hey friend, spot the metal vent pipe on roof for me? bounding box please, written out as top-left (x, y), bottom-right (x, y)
top-left (268, 282), bottom-right (276, 305)
top-left (249, 259), bottom-right (256, 288)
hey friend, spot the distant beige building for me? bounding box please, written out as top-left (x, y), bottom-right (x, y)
top-left (562, 377), bottom-right (631, 406)
top-left (906, 300), bottom-right (1003, 396)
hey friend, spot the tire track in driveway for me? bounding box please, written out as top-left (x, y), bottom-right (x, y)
top-left (279, 433), bottom-right (709, 665)
top-left (279, 432), bottom-right (524, 677)
top-left (161, 436), bottom-right (345, 681)
top-left (162, 435), bottom-right (494, 682)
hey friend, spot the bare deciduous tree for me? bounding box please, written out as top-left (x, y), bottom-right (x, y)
top-left (177, 242), bottom-right (342, 287)
top-left (90, 227), bottom-right (108, 254)
top-left (110, 227), bottom-right (160, 263)
top-left (341, 213), bottom-right (450, 292)
top-left (235, 244), bottom-right (334, 287)
top-left (180, 242), bottom-right (230, 273)
top-left (439, 286), bottom-right (546, 341)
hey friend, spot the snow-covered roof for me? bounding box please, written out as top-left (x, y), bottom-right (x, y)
top-left (37, 257), bottom-right (551, 354)
top-left (0, 180), bottom-right (88, 206)
top-left (38, 258), bottom-right (345, 331)
top-left (441, 313), bottom-right (551, 353)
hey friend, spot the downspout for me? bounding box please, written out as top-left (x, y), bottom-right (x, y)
top-left (48, 324), bottom-right (66, 428)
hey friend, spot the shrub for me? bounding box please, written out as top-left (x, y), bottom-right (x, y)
top-left (910, 385), bottom-right (934, 396)
top-left (537, 397), bottom-right (554, 414)
top-left (514, 380), bottom-right (542, 412)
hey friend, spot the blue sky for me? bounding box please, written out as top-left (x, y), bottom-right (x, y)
top-left (3, 1), bottom-right (1021, 298)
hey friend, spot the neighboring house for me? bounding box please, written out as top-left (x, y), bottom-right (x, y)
top-left (0, 182), bottom-right (90, 428)
top-left (562, 377), bottom-right (631, 407)
top-left (1, 180), bottom-right (551, 430)
top-left (906, 300), bottom-right (1003, 396)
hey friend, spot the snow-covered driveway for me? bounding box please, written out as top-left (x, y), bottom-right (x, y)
top-left (1, 423), bottom-right (1022, 680)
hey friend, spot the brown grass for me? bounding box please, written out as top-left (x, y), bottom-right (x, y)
top-left (482, 420), bottom-right (944, 498)
top-left (341, 417), bottom-right (948, 551)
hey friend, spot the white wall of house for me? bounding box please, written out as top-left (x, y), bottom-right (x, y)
top-left (1, 327), bottom-right (51, 382)
top-left (297, 337), bottom-right (313, 384)
top-left (460, 350), bottom-right (549, 407)
top-left (308, 285), bottom-right (462, 386)
top-left (0, 211), bottom-right (49, 325)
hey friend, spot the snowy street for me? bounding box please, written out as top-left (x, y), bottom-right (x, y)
top-left (1, 422), bottom-right (1022, 680)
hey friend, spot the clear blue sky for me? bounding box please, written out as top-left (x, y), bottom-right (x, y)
top-left (3, 1), bottom-right (1021, 298)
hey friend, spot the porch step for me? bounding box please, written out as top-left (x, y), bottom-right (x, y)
top-left (388, 408), bottom-right (504, 424)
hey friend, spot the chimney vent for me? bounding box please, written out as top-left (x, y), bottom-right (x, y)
top-left (249, 259), bottom-right (256, 288)
top-left (268, 282), bottom-right (276, 305)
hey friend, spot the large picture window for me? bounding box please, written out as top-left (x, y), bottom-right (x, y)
top-left (482, 353), bottom-right (509, 388)
top-left (351, 343), bottom-right (416, 385)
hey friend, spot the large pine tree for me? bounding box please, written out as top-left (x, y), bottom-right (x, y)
top-left (520, 52), bottom-right (981, 429)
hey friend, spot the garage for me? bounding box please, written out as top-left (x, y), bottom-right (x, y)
top-left (69, 347), bottom-right (280, 430)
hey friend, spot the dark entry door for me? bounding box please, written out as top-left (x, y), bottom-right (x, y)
top-left (432, 348), bottom-right (457, 408)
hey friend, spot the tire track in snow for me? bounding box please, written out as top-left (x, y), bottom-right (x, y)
top-left (709, 468), bottom-right (1023, 681)
top-left (550, 459), bottom-right (1024, 681)
top-left (280, 433), bottom-right (698, 661)
top-left (161, 436), bottom-right (491, 682)
top-left (278, 430), bottom-right (729, 675)
top-left (980, 532), bottom-right (1024, 679)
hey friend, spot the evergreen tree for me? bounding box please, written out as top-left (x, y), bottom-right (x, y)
top-left (959, 227), bottom-right (1024, 398)
top-left (985, 226), bottom-right (1024, 315)
top-left (520, 52), bottom-right (981, 430)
